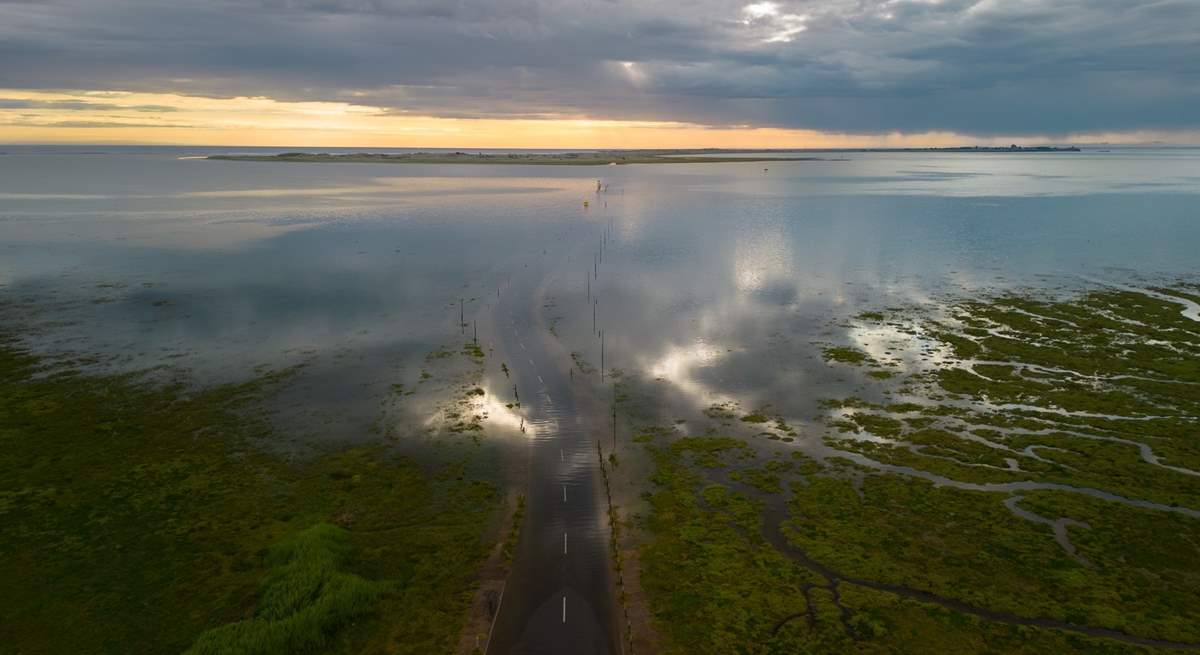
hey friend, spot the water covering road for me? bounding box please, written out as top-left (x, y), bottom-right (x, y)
top-left (485, 253), bottom-right (618, 655)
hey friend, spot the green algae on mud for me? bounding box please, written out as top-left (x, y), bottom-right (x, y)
top-left (0, 334), bottom-right (503, 654)
top-left (634, 431), bottom-right (1174, 653)
top-left (786, 474), bottom-right (1200, 643)
top-left (632, 285), bottom-right (1200, 653)
top-left (810, 287), bottom-right (1200, 641)
top-left (824, 287), bottom-right (1200, 505)
top-left (639, 436), bottom-right (828, 654)
top-left (821, 345), bottom-right (871, 365)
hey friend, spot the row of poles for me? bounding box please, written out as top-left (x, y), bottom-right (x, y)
top-left (590, 186), bottom-right (635, 650)
top-left (597, 437), bottom-right (635, 654)
top-left (446, 181), bottom-right (627, 655)
top-left (455, 186), bottom-right (617, 436)
top-left (460, 297), bottom-right (478, 344)
top-left (592, 213), bottom-right (615, 379)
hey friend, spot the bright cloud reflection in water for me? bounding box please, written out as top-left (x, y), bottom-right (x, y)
top-left (645, 339), bottom-right (735, 408)
top-left (732, 227), bottom-right (793, 293)
top-left (418, 385), bottom-right (528, 436)
top-left (478, 389), bottom-right (527, 433)
top-left (5, 149), bottom-right (1200, 450)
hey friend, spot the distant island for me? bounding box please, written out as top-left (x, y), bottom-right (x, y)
top-left (834, 145), bottom-right (1082, 153)
top-left (207, 145), bottom-right (1080, 166)
top-left (207, 151), bottom-right (825, 165)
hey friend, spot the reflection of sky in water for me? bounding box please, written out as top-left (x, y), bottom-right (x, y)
top-left (2, 150), bottom-right (1198, 441)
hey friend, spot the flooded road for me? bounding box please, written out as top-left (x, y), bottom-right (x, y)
top-left (485, 251), bottom-right (618, 654)
top-left (4, 148), bottom-right (1200, 652)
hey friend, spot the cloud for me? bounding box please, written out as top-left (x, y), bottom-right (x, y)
top-left (740, 2), bottom-right (808, 43)
top-left (0, 97), bottom-right (179, 112)
top-left (23, 120), bottom-right (195, 128)
top-left (0, 0), bottom-right (1197, 136)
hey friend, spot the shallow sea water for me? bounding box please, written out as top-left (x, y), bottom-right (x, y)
top-left (5, 146), bottom-right (1200, 652)
top-left (1, 147), bottom-right (1199, 439)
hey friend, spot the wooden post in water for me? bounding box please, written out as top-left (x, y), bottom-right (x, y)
top-left (600, 329), bottom-right (605, 380)
top-left (459, 298), bottom-right (464, 334)
top-left (473, 320), bottom-right (477, 345)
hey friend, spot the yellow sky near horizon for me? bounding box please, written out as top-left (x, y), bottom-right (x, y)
top-left (0, 89), bottom-right (1192, 149)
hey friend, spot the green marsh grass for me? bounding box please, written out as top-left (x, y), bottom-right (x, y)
top-left (0, 330), bottom-right (500, 654)
top-left (186, 524), bottom-right (388, 655)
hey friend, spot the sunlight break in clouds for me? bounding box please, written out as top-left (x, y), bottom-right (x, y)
top-left (741, 2), bottom-right (808, 42)
top-left (1, 0), bottom-right (1198, 143)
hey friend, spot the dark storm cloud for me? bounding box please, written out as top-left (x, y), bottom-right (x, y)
top-left (1, 0), bottom-right (1197, 135)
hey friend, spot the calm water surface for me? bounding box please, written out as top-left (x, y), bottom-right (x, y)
top-left (4, 147), bottom-right (1198, 652)
top-left (4, 148), bottom-right (1197, 426)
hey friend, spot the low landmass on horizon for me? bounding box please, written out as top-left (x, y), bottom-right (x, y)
top-left (209, 145), bottom-right (1081, 166)
top-left (3, 0), bottom-right (1197, 654)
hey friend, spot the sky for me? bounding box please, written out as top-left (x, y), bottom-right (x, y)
top-left (1, 0), bottom-right (1198, 148)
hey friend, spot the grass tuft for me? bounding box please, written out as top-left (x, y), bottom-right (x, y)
top-left (186, 524), bottom-right (388, 655)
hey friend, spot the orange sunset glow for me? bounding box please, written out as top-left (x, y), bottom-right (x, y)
top-left (3, 89), bottom-right (1191, 148)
